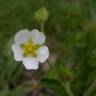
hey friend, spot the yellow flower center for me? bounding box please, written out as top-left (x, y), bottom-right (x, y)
top-left (21, 41), bottom-right (39, 57)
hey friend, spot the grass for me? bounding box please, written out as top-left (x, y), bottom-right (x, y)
top-left (0, 0), bottom-right (96, 96)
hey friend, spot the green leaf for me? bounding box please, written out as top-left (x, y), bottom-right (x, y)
top-left (41, 78), bottom-right (66, 96)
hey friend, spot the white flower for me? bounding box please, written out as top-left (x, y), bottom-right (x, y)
top-left (12, 29), bottom-right (49, 70)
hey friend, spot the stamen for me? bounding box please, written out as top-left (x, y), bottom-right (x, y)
top-left (21, 41), bottom-right (39, 57)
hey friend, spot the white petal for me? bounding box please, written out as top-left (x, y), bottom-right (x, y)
top-left (23, 57), bottom-right (39, 70)
top-left (12, 44), bottom-right (23, 61)
top-left (15, 29), bottom-right (30, 44)
top-left (36, 46), bottom-right (49, 63)
top-left (31, 29), bottom-right (45, 45)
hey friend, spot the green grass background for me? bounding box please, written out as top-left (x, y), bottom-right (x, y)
top-left (0, 0), bottom-right (96, 96)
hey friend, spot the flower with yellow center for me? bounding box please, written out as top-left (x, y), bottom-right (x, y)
top-left (12, 29), bottom-right (49, 70)
top-left (21, 41), bottom-right (39, 57)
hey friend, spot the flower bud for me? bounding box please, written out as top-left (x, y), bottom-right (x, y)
top-left (34, 7), bottom-right (49, 23)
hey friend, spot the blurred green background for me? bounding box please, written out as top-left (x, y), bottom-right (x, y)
top-left (0, 0), bottom-right (96, 96)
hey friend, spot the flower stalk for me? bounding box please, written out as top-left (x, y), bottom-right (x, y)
top-left (47, 60), bottom-right (74, 96)
top-left (84, 79), bottom-right (96, 96)
top-left (40, 8), bottom-right (74, 96)
top-left (41, 22), bottom-right (45, 32)
top-left (64, 82), bottom-right (74, 96)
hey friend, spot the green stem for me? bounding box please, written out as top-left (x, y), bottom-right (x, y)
top-left (84, 79), bottom-right (96, 96)
top-left (42, 20), bottom-right (74, 96)
top-left (47, 60), bottom-right (74, 96)
top-left (64, 82), bottom-right (74, 96)
top-left (41, 22), bottom-right (44, 32)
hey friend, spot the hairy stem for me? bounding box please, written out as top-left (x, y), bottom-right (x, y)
top-left (84, 79), bottom-right (96, 96)
top-left (41, 22), bottom-right (44, 32)
top-left (64, 82), bottom-right (74, 96)
top-left (41, 20), bottom-right (74, 96)
top-left (47, 60), bottom-right (74, 96)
